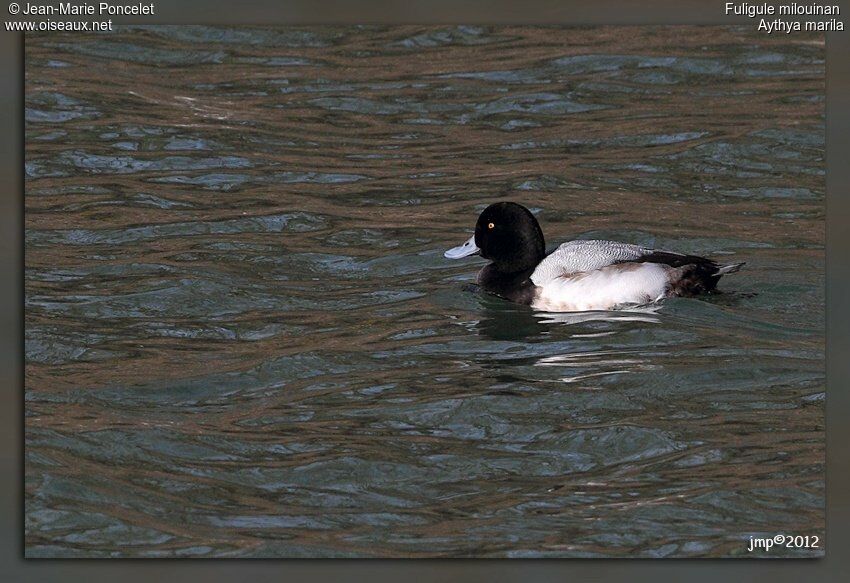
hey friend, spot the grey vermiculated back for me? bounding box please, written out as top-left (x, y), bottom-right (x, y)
top-left (531, 240), bottom-right (650, 284)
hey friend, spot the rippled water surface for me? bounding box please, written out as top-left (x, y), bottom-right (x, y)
top-left (25, 25), bottom-right (825, 558)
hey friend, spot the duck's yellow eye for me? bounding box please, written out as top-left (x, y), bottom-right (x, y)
top-left (488, 222), bottom-right (495, 229)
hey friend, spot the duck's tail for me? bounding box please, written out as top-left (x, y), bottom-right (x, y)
top-left (717, 262), bottom-right (745, 276)
top-left (668, 260), bottom-right (745, 296)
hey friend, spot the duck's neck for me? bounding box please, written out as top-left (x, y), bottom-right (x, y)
top-left (477, 264), bottom-right (538, 305)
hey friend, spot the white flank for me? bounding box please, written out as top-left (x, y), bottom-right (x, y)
top-left (531, 263), bottom-right (671, 312)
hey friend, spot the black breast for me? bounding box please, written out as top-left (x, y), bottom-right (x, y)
top-left (476, 265), bottom-right (538, 305)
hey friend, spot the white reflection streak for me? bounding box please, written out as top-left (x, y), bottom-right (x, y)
top-left (533, 305), bottom-right (662, 325)
top-left (529, 307), bottom-right (661, 382)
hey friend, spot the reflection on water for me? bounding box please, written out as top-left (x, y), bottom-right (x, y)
top-left (474, 301), bottom-right (662, 341)
top-left (25, 25), bottom-right (824, 557)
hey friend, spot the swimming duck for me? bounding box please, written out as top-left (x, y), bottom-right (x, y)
top-left (444, 202), bottom-right (743, 312)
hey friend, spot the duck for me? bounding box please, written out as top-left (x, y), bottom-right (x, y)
top-left (444, 201), bottom-right (744, 312)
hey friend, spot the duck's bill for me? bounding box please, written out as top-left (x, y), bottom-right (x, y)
top-left (444, 235), bottom-right (480, 259)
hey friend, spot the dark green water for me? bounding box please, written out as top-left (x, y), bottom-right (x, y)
top-left (25, 25), bottom-right (824, 557)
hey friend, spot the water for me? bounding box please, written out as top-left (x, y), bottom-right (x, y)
top-left (24, 25), bottom-right (824, 558)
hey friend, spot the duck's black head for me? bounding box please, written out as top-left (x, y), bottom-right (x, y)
top-left (444, 202), bottom-right (546, 273)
